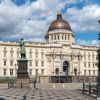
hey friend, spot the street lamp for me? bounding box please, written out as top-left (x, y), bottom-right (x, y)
top-left (97, 20), bottom-right (100, 100)
top-left (15, 64), bottom-right (17, 78)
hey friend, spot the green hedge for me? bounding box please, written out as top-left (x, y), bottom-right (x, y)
top-left (0, 77), bottom-right (16, 83)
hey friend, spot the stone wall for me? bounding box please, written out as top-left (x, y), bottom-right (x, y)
top-left (38, 76), bottom-right (97, 83)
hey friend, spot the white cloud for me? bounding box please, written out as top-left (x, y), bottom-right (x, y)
top-left (76, 39), bottom-right (98, 46)
top-left (65, 4), bottom-right (100, 32)
top-left (0, 0), bottom-right (99, 45)
top-left (0, 0), bottom-right (68, 41)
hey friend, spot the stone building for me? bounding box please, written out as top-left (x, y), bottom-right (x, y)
top-left (0, 13), bottom-right (98, 83)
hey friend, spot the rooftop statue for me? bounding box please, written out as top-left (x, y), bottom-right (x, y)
top-left (19, 38), bottom-right (26, 58)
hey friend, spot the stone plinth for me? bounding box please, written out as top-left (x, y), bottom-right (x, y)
top-left (16, 78), bottom-right (29, 88)
top-left (16, 58), bottom-right (29, 88)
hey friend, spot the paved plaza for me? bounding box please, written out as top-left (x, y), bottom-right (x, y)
top-left (0, 88), bottom-right (95, 100)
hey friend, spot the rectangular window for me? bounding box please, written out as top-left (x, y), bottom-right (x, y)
top-left (4, 60), bottom-right (6, 66)
top-left (41, 61), bottom-right (44, 66)
top-left (51, 36), bottom-right (53, 40)
top-left (68, 35), bottom-right (70, 40)
top-left (89, 70), bottom-right (91, 75)
top-left (29, 69), bottom-right (32, 76)
top-left (58, 35), bottom-right (59, 40)
top-left (10, 48), bottom-right (14, 58)
top-left (29, 49), bottom-right (32, 58)
top-left (62, 35), bottom-right (63, 39)
top-left (10, 60), bottom-right (13, 66)
top-left (3, 47), bottom-right (7, 58)
top-left (10, 69), bottom-right (13, 76)
top-left (41, 69), bottom-right (44, 75)
top-left (65, 35), bottom-right (66, 40)
top-left (35, 69), bottom-right (38, 75)
top-left (84, 55), bottom-right (86, 60)
top-left (29, 61), bottom-right (32, 66)
top-left (93, 63), bottom-right (95, 68)
top-left (3, 69), bottom-right (6, 76)
top-left (35, 49), bottom-right (38, 59)
top-left (84, 70), bottom-right (86, 75)
top-left (84, 52), bottom-right (86, 60)
top-left (88, 56), bottom-right (90, 60)
top-left (93, 70), bottom-right (95, 76)
top-left (4, 52), bottom-right (6, 58)
top-left (88, 62), bottom-right (90, 68)
top-left (92, 55), bottom-right (94, 60)
top-left (41, 53), bottom-right (44, 59)
top-left (35, 60), bottom-right (38, 67)
top-left (84, 62), bottom-right (86, 67)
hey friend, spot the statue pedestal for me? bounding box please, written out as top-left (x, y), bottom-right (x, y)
top-left (16, 78), bottom-right (29, 88)
top-left (16, 58), bottom-right (29, 88)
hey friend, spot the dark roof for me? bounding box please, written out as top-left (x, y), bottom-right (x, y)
top-left (48, 13), bottom-right (71, 31)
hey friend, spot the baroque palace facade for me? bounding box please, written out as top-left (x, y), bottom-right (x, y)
top-left (0, 13), bottom-right (98, 83)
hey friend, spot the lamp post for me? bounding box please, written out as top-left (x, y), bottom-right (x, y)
top-left (97, 20), bottom-right (100, 100)
top-left (15, 64), bottom-right (17, 78)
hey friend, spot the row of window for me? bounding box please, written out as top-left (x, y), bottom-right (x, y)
top-left (3, 48), bottom-right (44, 59)
top-left (29, 69), bottom-right (44, 75)
top-left (83, 55), bottom-right (96, 60)
top-left (3, 69), bottom-right (44, 76)
top-left (84, 62), bottom-right (96, 68)
top-left (50, 35), bottom-right (70, 40)
top-left (4, 60), bottom-right (44, 67)
top-left (3, 69), bottom-right (14, 76)
top-left (29, 60), bottom-right (44, 67)
top-left (84, 70), bottom-right (97, 76)
top-left (83, 52), bottom-right (96, 60)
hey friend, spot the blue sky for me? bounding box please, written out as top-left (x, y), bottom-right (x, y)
top-left (0, 0), bottom-right (100, 46)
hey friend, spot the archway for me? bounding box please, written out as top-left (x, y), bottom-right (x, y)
top-left (63, 61), bottom-right (69, 76)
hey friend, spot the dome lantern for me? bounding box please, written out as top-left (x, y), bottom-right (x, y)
top-left (57, 13), bottom-right (62, 20)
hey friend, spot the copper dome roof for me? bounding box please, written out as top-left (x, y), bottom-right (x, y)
top-left (48, 13), bottom-right (71, 31)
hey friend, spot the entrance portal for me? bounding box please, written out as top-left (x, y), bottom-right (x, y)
top-left (51, 61), bottom-right (70, 83)
top-left (63, 61), bottom-right (69, 76)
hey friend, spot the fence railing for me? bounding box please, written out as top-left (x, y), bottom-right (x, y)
top-left (83, 82), bottom-right (97, 96)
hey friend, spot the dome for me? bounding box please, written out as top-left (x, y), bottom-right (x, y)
top-left (48, 13), bottom-right (71, 31)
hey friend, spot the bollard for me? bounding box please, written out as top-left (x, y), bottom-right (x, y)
top-left (89, 82), bottom-right (91, 95)
top-left (23, 95), bottom-right (26, 100)
top-left (34, 83), bottom-right (36, 89)
top-left (21, 82), bottom-right (23, 88)
top-left (8, 82), bottom-right (9, 89)
top-left (83, 82), bottom-right (85, 93)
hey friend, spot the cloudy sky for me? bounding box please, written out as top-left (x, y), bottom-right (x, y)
top-left (0, 0), bottom-right (100, 46)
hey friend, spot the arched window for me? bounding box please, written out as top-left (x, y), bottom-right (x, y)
top-left (55, 68), bottom-right (59, 75)
top-left (63, 61), bottom-right (69, 76)
top-left (74, 68), bottom-right (77, 76)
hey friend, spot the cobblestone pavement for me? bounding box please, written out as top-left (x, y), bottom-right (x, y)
top-left (0, 88), bottom-right (96, 100)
